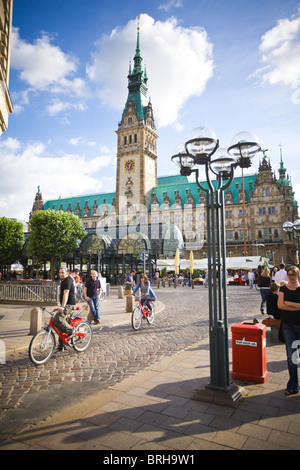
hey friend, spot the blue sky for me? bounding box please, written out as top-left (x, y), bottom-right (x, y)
top-left (1, 0), bottom-right (300, 221)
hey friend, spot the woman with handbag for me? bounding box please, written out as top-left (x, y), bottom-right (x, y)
top-left (258, 267), bottom-right (271, 314)
top-left (278, 265), bottom-right (300, 396)
top-left (124, 269), bottom-right (136, 296)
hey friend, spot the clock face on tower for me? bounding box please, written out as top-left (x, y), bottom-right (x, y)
top-left (124, 159), bottom-right (135, 172)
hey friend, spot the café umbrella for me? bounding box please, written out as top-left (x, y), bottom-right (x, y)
top-left (174, 248), bottom-right (180, 275)
top-left (189, 251), bottom-right (194, 274)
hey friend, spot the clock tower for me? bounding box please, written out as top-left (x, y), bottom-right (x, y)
top-left (116, 24), bottom-right (157, 217)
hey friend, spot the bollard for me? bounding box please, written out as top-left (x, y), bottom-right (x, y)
top-left (80, 304), bottom-right (89, 317)
top-left (106, 283), bottom-right (110, 297)
top-left (29, 307), bottom-right (42, 335)
top-left (126, 294), bottom-right (134, 312)
top-left (87, 307), bottom-right (93, 323)
top-left (118, 286), bottom-right (124, 299)
top-left (135, 289), bottom-right (140, 301)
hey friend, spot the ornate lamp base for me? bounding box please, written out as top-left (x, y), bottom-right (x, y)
top-left (193, 383), bottom-right (246, 408)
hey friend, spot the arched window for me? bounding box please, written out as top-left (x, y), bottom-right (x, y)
top-left (162, 224), bottom-right (184, 257)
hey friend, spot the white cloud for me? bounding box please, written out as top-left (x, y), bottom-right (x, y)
top-left (46, 99), bottom-right (87, 116)
top-left (68, 136), bottom-right (86, 146)
top-left (11, 28), bottom-right (77, 90)
top-left (87, 14), bottom-right (214, 128)
top-left (254, 9), bottom-right (300, 88)
top-left (0, 138), bottom-right (115, 221)
top-left (68, 137), bottom-right (107, 149)
top-left (10, 28), bottom-right (90, 116)
top-left (158, 0), bottom-right (183, 12)
top-left (49, 77), bottom-right (87, 98)
top-left (11, 104), bottom-right (24, 115)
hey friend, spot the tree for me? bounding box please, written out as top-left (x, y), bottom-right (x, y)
top-left (0, 217), bottom-right (25, 272)
top-left (28, 210), bottom-right (86, 280)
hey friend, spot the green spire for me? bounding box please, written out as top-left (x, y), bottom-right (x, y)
top-left (144, 64), bottom-right (148, 83)
top-left (128, 25), bottom-right (145, 87)
top-left (132, 28), bottom-right (142, 74)
top-left (278, 143), bottom-right (287, 180)
top-left (123, 19), bottom-right (150, 122)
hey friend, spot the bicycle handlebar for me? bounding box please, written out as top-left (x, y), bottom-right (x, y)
top-left (42, 307), bottom-right (58, 316)
top-left (42, 306), bottom-right (86, 319)
top-left (135, 295), bottom-right (155, 302)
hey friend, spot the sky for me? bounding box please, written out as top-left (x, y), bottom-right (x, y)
top-left (1, 0), bottom-right (300, 222)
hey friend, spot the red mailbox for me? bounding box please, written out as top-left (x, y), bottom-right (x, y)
top-left (231, 322), bottom-right (267, 383)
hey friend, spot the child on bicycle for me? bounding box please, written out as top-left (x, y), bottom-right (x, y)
top-left (132, 273), bottom-right (156, 311)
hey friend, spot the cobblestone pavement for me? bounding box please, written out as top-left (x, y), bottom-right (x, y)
top-left (0, 286), bottom-right (261, 438)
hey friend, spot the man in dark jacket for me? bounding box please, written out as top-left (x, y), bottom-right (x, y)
top-left (84, 270), bottom-right (102, 324)
top-left (53, 267), bottom-right (76, 350)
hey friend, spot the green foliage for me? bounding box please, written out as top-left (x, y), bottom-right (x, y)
top-left (27, 210), bottom-right (86, 278)
top-left (160, 267), bottom-right (168, 278)
top-left (0, 217), bottom-right (25, 267)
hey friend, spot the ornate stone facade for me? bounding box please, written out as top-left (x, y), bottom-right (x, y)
top-left (37, 27), bottom-right (299, 266)
top-left (29, 186), bottom-right (44, 221)
top-left (116, 28), bottom-right (157, 215)
top-left (0, 0), bottom-right (13, 135)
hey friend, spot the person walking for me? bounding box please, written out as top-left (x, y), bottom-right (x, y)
top-left (272, 267), bottom-right (278, 281)
top-left (278, 265), bottom-right (300, 396)
top-left (53, 267), bottom-right (76, 351)
top-left (84, 270), bottom-right (102, 324)
top-left (275, 263), bottom-right (288, 284)
top-left (258, 267), bottom-right (271, 314)
top-left (248, 269), bottom-right (255, 289)
top-left (71, 268), bottom-right (83, 300)
top-left (124, 269), bottom-right (136, 296)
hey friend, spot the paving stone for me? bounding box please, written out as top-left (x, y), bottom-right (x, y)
top-left (1, 287), bottom-right (300, 450)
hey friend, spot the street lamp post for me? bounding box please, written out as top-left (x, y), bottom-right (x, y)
top-left (283, 220), bottom-right (300, 264)
top-left (172, 127), bottom-right (261, 406)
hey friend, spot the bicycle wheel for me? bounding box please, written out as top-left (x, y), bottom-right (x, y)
top-left (146, 303), bottom-right (155, 325)
top-left (29, 329), bottom-right (56, 365)
top-left (72, 320), bottom-right (93, 352)
top-left (132, 307), bottom-right (142, 330)
top-left (99, 290), bottom-right (105, 301)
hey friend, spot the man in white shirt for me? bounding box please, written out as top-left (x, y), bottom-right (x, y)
top-left (248, 269), bottom-right (255, 288)
top-left (274, 263), bottom-right (288, 283)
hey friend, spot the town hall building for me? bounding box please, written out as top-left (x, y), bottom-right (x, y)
top-left (30, 28), bottom-right (299, 281)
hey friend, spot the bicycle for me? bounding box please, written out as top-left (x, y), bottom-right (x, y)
top-left (131, 296), bottom-right (155, 331)
top-left (28, 305), bottom-right (93, 365)
top-left (76, 285), bottom-right (85, 302)
top-left (116, 274), bottom-right (126, 286)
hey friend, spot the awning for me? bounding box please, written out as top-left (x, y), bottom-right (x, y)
top-left (156, 256), bottom-right (272, 271)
